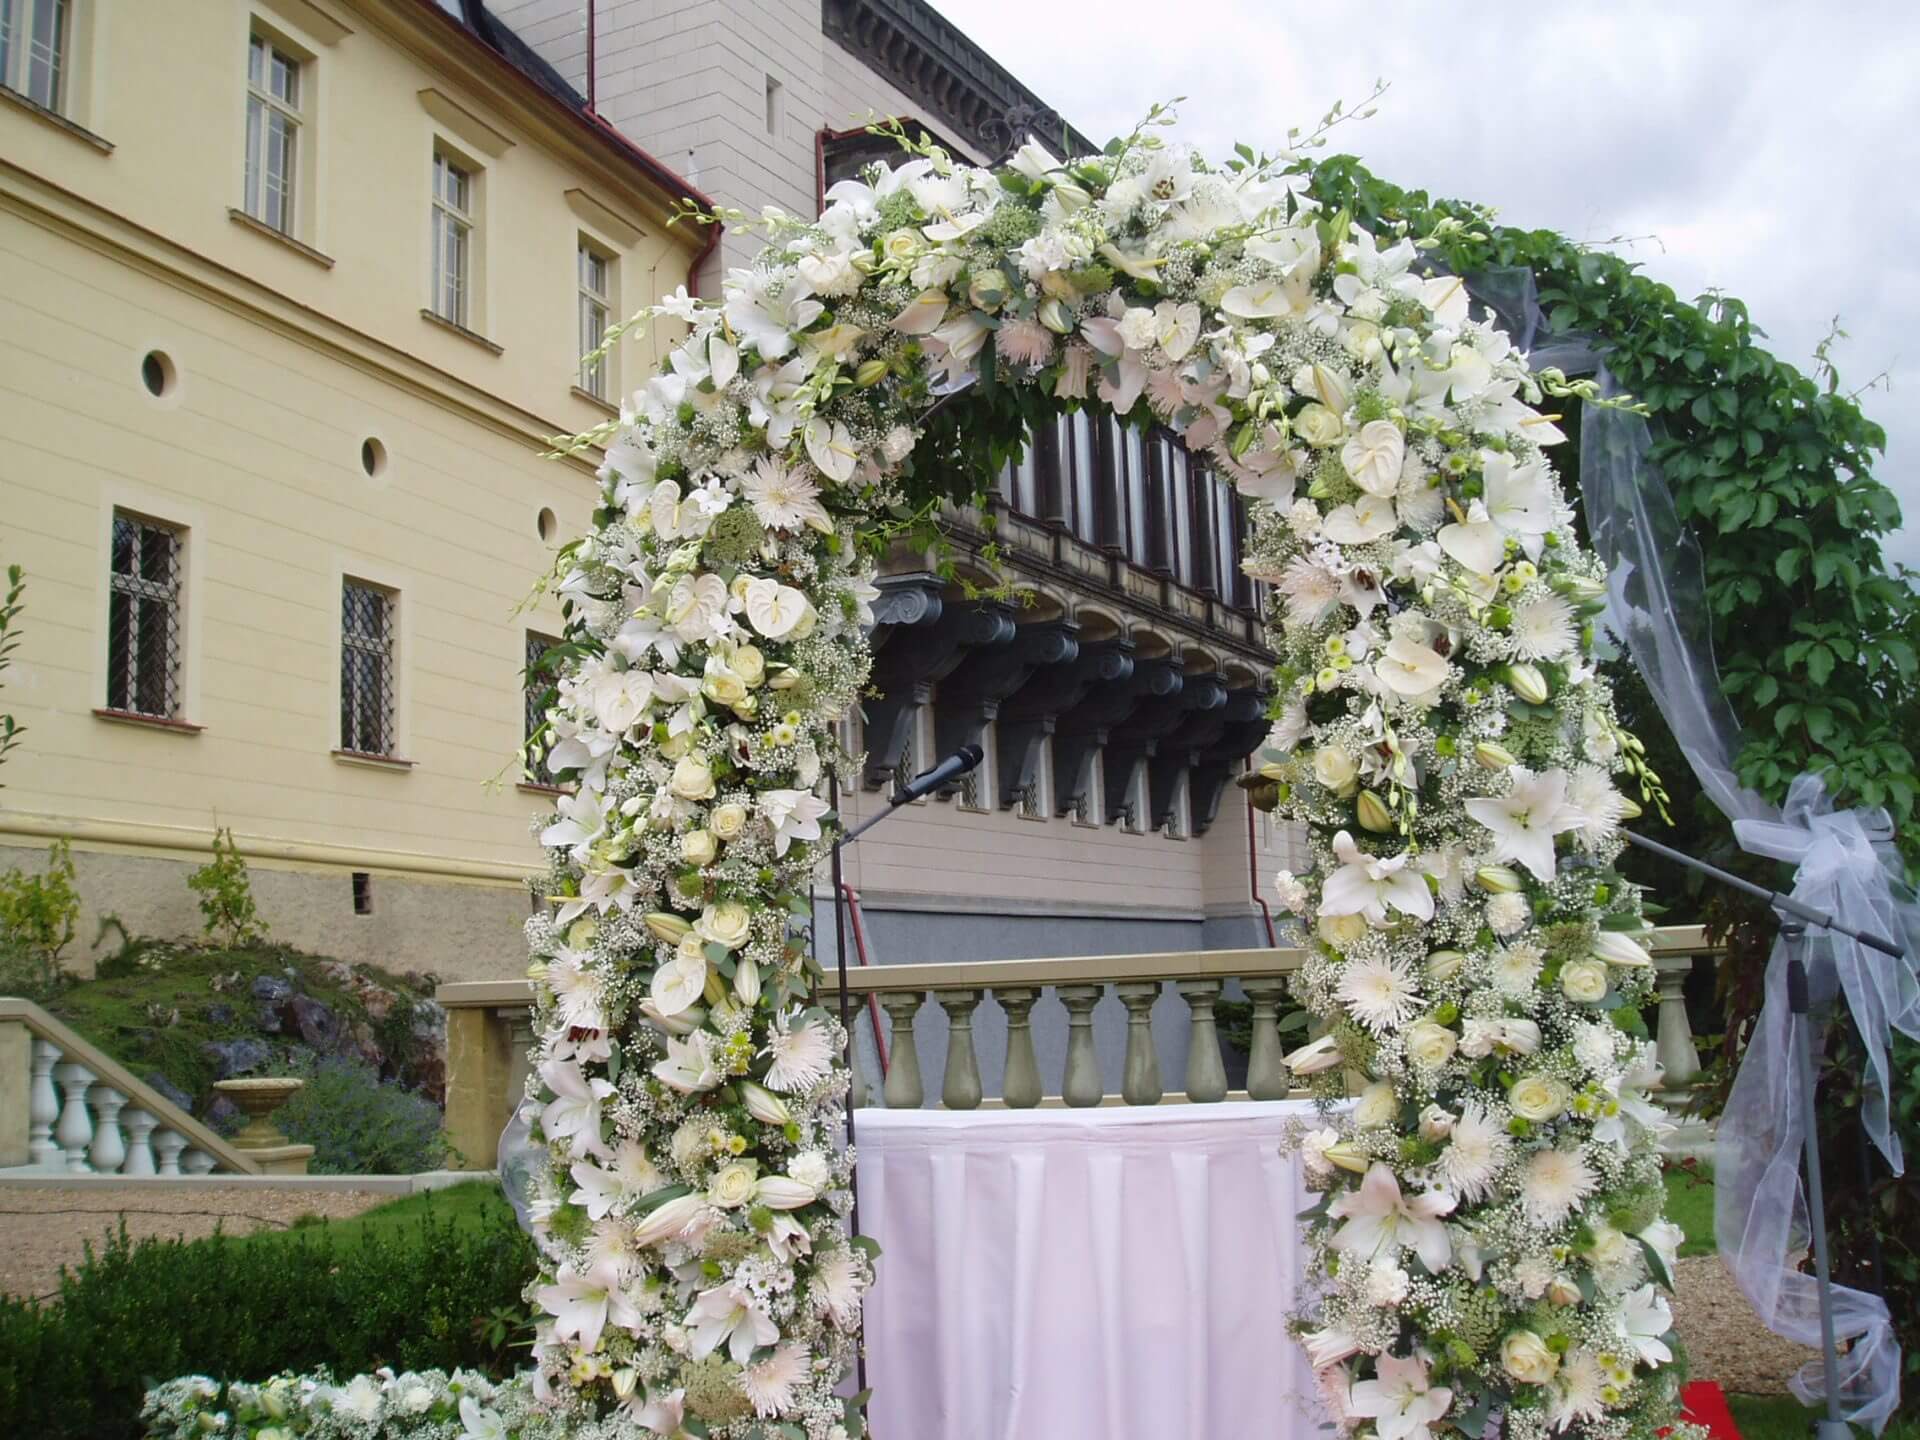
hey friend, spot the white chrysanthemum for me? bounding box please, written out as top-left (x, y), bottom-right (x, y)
top-left (1551, 1350), bottom-right (1610, 1432)
top-left (1365, 1260), bottom-right (1411, 1307)
top-left (763, 1014), bottom-right (834, 1093)
top-left (1287, 497), bottom-right (1324, 538)
top-left (1492, 941), bottom-right (1545, 997)
top-left (1269, 698), bottom-right (1310, 753)
top-left (810, 1247), bottom-right (864, 1330)
top-left (1565, 764), bottom-right (1629, 847)
top-left (1508, 592), bottom-right (1578, 661)
top-left (1510, 1253), bottom-right (1556, 1299)
top-left (1487, 891), bottom-right (1531, 936)
top-left (1438, 1100), bottom-right (1512, 1203)
top-left (995, 316), bottom-right (1055, 369)
top-left (1572, 1020), bottom-right (1625, 1076)
top-left (741, 1343), bottom-right (807, 1417)
top-left (1521, 1147), bottom-right (1599, 1228)
top-left (547, 948), bottom-right (606, 1031)
top-left (1276, 553), bottom-right (1343, 626)
top-left (738, 457), bottom-right (829, 534)
top-left (1336, 954), bottom-right (1425, 1034)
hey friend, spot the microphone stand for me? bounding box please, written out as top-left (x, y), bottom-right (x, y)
top-left (827, 743), bottom-right (983, 1402)
top-left (1621, 830), bottom-right (1904, 1440)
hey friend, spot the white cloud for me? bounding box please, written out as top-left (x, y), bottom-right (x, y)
top-left (933, 0), bottom-right (1918, 570)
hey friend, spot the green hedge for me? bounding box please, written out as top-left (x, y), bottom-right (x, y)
top-left (0, 1203), bottom-right (534, 1439)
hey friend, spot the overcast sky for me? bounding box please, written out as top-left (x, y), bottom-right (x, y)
top-left (931, 0), bottom-right (1919, 573)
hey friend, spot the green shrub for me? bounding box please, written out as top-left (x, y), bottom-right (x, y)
top-left (186, 828), bottom-right (267, 947)
top-left (278, 1055), bottom-right (451, 1174)
top-left (0, 1202), bottom-right (534, 1439)
top-left (0, 837), bottom-right (81, 1002)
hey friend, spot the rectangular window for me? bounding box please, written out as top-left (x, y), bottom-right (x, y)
top-left (340, 580), bottom-right (396, 756)
top-left (1163, 768), bottom-right (1191, 840)
top-left (106, 512), bottom-right (183, 719)
top-left (1071, 750), bottom-right (1102, 827)
top-left (524, 629), bottom-right (557, 778)
top-left (431, 151), bottom-right (473, 328)
top-left (1, 0), bottom-right (66, 112)
top-left (1121, 756), bottom-right (1150, 835)
top-left (244, 34), bottom-right (300, 235)
top-left (954, 722), bottom-right (990, 812)
top-left (577, 243), bottom-right (610, 400)
top-left (1015, 735), bottom-right (1052, 821)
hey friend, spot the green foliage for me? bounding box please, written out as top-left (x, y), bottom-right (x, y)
top-left (276, 1054), bottom-right (452, 1175)
top-left (0, 1199), bottom-right (535, 1439)
top-left (0, 563), bottom-right (24, 780)
top-left (1303, 156), bottom-right (1918, 859)
top-left (0, 838), bottom-right (81, 1002)
top-left (185, 828), bottom-right (267, 947)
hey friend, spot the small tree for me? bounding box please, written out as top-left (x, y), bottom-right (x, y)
top-left (0, 564), bottom-right (25, 784)
top-left (0, 838), bottom-right (81, 1001)
top-left (186, 828), bottom-right (267, 947)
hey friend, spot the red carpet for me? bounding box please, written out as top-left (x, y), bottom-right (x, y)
top-left (1678, 1381), bottom-right (1742, 1440)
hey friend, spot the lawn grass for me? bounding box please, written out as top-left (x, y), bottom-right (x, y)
top-left (243, 1179), bottom-right (513, 1250)
top-left (1663, 1161), bottom-right (1719, 1258)
top-left (1727, 1391), bottom-right (1920, 1440)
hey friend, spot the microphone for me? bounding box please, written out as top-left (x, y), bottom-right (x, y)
top-left (896, 743), bottom-right (984, 802)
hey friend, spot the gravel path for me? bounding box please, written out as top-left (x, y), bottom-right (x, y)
top-left (0, 1186), bottom-right (390, 1302)
top-left (1672, 1253), bottom-right (1821, 1395)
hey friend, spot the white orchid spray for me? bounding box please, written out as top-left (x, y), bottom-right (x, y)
top-left (149, 110), bottom-right (1690, 1440)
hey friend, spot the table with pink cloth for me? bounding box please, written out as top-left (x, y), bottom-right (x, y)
top-left (855, 1099), bottom-right (1330, 1440)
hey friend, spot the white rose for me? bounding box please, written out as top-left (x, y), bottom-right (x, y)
top-left (709, 802), bottom-right (748, 840)
top-left (1419, 1105), bottom-right (1455, 1142)
top-left (1318, 912), bottom-right (1368, 947)
top-left (708, 1160), bottom-right (758, 1209)
top-left (1587, 1223), bottom-right (1633, 1270)
top-left (1293, 403), bottom-right (1346, 448)
top-left (700, 656), bottom-right (748, 707)
top-left (1501, 1330), bottom-right (1560, 1385)
top-left (1559, 960), bottom-right (1610, 1004)
top-left (729, 645), bottom-right (766, 687)
top-left (881, 229), bottom-right (923, 263)
top-left (1354, 1080), bottom-right (1398, 1129)
top-left (681, 829), bottom-right (718, 866)
top-left (696, 899), bottom-right (752, 951)
top-left (788, 1149), bottom-right (832, 1191)
top-left (1405, 1021), bottom-right (1459, 1069)
top-left (1509, 1074), bottom-right (1569, 1123)
top-left (1312, 745), bottom-right (1359, 797)
top-left (670, 756), bottom-right (716, 801)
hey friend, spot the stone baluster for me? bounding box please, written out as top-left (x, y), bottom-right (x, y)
top-left (1177, 980), bottom-right (1228, 1103)
top-left (1115, 981), bottom-right (1163, 1106)
top-left (88, 1085), bottom-right (129, 1173)
top-left (994, 988), bottom-right (1042, 1108)
top-left (28, 1038), bottom-right (61, 1166)
top-left (1242, 978), bottom-right (1291, 1101)
top-left (1056, 984), bottom-right (1104, 1107)
top-left (935, 989), bottom-right (984, 1110)
top-left (52, 1061), bottom-right (96, 1172)
top-left (501, 1010), bottom-right (536, 1113)
top-left (845, 1036), bottom-right (868, 1109)
top-left (121, 1109), bottom-right (159, 1176)
top-left (1652, 951), bottom-right (1701, 1106)
top-left (878, 992), bottom-right (925, 1110)
top-left (182, 1149), bottom-right (217, 1176)
top-left (153, 1128), bottom-right (188, 1177)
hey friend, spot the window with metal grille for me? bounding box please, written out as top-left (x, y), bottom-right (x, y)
top-left (106, 512), bottom-right (183, 719)
top-left (431, 151), bottom-right (473, 328)
top-left (1, 0), bottom-right (67, 112)
top-left (524, 629), bottom-right (558, 779)
top-left (1014, 735), bottom-right (1051, 820)
top-left (578, 242), bottom-right (610, 399)
top-left (1071, 749), bottom-right (1101, 827)
top-left (891, 703), bottom-right (933, 804)
top-left (244, 33), bottom-right (300, 234)
top-left (340, 580), bottom-right (396, 755)
top-left (953, 723), bottom-right (990, 812)
top-left (1163, 767), bottom-right (1192, 840)
top-left (1120, 756), bottom-right (1150, 835)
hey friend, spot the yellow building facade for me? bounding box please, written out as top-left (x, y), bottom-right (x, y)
top-left (0, 0), bottom-right (702, 978)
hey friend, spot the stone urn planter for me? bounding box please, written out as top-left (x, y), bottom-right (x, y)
top-left (211, 1077), bottom-right (314, 1175)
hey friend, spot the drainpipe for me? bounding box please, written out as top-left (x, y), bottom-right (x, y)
top-left (1245, 760), bottom-right (1278, 947)
top-left (585, 0), bottom-right (595, 112)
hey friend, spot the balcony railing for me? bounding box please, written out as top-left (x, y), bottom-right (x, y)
top-left (439, 926), bottom-right (1720, 1167)
top-left (0, 999), bottom-right (257, 1177)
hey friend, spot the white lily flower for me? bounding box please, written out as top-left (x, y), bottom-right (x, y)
top-left (1346, 1351), bottom-right (1454, 1440)
top-left (1616, 1284), bottom-right (1675, 1366)
top-left (686, 1279), bottom-right (779, 1364)
top-left (1319, 830), bottom-right (1435, 925)
top-left (1330, 1163), bottom-right (1455, 1274)
top-left (1375, 636), bottom-right (1453, 706)
top-left (536, 1262), bottom-right (640, 1351)
top-left (651, 1032), bottom-right (721, 1094)
top-left (458, 1396), bottom-right (508, 1440)
top-left (761, 787), bottom-right (830, 856)
top-left (723, 267), bottom-right (820, 359)
top-left (539, 1059), bottom-right (614, 1160)
top-left (1322, 494), bottom-right (1398, 545)
top-left (1464, 766), bottom-right (1582, 884)
top-left (540, 788), bottom-right (607, 858)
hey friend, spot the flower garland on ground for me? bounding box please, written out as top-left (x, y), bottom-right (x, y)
top-left (146, 112), bottom-right (1687, 1440)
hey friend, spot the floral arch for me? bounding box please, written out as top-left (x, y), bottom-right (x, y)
top-left (147, 117), bottom-right (1692, 1440)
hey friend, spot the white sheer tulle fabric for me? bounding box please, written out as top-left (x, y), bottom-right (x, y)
top-left (855, 1102), bottom-right (1327, 1440)
top-left (1468, 263), bottom-right (1920, 1430)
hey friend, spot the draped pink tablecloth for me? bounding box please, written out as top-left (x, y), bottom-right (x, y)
top-left (855, 1100), bottom-right (1328, 1440)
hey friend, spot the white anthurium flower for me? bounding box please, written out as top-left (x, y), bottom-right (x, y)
top-left (1152, 300), bottom-right (1202, 360)
top-left (1375, 636), bottom-right (1453, 707)
top-left (1342, 419), bottom-right (1407, 497)
top-left (664, 572), bottom-right (732, 645)
top-left (1322, 494), bottom-right (1399, 545)
top-left (651, 1032), bottom-right (721, 1095)
top-left (761, 787), bottom-right (830, 856)
top-left (743, 577), bottom-right (813, 640)
top-left (1421, 274), bottom-right (1471, 328)
top-left (686, 1279), bottom-right (780, 1365)
top-left (1437, 498), bottom-right (1508, 576)
top-left (1464, 766), bottom-right (1582, 884)
top-left (540, 788), bottom-right (607, 858)
top-left (589, 670), bottom-right (655, 735)
top-left (1330, 1163), bottom-right (1455, 1274)
top-left (1617, 1284), bottom-right (1675, 1366)
top-left (537, 1262), bottom-right (642, 1352)
top-left (930, 311), bottom-right (992, 367)
top-left (922, 208), bottom-right (988, 242)
top-left (1347, 1351), bottom-right (1453, 1440)
top-left (803, 417), bottom-right (860, 484)
top-left (649, 949), bottom-right (708, 1017)
top-left (1097, 241), bottom-right (1168, 283)
top-left (539, 1059), bottom-right (615, 1161)
top-left (805, 321), bottom-right (866, 360)
top-left (1222, 273), bottom-right (1310, 320)
top-left (1284, 1033), bottom-right (1345, 1076)
top-left (706, 335), bottom-right (739, 391)
top-left (1319, 830), bottom-right (1436, 925)
top-left (891, 288), bottom-right (950, 335)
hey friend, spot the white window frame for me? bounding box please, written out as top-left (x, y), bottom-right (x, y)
top-left (1, 0), bottom-right (68, 112)
top-left (577, 239), bottom-right (612, 400)
top-left (431, 147), bottom-right (476, 329)
top-left (243, 31), bottom-right (301, 235)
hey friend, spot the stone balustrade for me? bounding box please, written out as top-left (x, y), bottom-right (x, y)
top-left (0, 999), bottom-right (262, 1178)
top-left (439, 926), bottom-right (1722, 1167)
